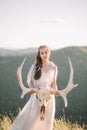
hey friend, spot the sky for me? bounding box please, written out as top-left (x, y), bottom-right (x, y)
top-left (0, 0), bottom-right (87, 50)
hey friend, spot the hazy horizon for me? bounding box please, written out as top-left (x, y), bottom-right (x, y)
top-left (0, 0), bottom-right (87, 50)
top-left (0, 44), bottom-right (87, 51)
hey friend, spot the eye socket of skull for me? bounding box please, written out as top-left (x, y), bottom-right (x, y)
top-left (40, 105), bottom-right (45, 113)
top-left (39, 99), bottom-right (41, 102)
top-left (36, 94), bottom-right (38, 99)
top-left (46, 100), bottom-right (48, 102)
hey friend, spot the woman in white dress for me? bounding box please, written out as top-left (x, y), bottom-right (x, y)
top-left (10, 45), bottom-right (60, 130)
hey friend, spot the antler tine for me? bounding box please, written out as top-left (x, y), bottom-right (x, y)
top-left (64, 57), bottom-right (78, 94)
top-left (17, 57), bottom-right (27, 90)
top-left (20, 57), bottom-right (27, 70)
top-left (59, 57), bottom-right (78, 107)
top-left (68, 57), bottom-right (74, 86)
top-left (17, 57), bottom-right (36, 98)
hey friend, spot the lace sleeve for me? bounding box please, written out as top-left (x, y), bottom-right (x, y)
top-left (27, 64), bottom-right (35, 87)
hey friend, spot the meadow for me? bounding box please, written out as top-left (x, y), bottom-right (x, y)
top-left (0, 114), bottom-right (86, 130)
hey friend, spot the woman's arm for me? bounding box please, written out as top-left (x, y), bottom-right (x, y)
top-left (27, 64), bottom-right (34, 87)
top-left (27, 64), bottom-right (36, 94)
top-left (51, 65), bottom-right (60, 96)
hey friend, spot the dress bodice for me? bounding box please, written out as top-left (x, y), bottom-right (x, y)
top-left (33, 67), bottom-right (55, 89)
top-left (27, 61), bottom-right (56, 90)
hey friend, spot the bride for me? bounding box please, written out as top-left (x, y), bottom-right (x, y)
top-left (10, 45), bottom-right (60, 130)
top-left (10, 45), bottom-right (78, 130)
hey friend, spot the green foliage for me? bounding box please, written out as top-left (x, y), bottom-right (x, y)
top-left (0, 47), bottom-right (87, 124)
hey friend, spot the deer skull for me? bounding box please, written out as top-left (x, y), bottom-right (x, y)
top-left (36, 88), bottom-right (51, 120)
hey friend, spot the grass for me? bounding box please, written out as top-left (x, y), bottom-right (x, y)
top-left (53, 118), bottom-right (86, 130)
top-left (0, 114), bottom-right (86, 130)
top-left (0, 115), bottom-right (12, 130)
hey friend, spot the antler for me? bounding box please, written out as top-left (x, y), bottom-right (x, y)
top-left (58, 58), bottom-right (78, 107)
top-left (17, 57), bottom-right (78, 108)
top-left (17, 57), bottom-right (37, 98)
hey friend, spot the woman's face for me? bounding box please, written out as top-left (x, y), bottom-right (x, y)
top-left (39, 47), bottom-right (50, 62)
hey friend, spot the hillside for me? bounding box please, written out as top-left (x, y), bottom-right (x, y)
top-left (0, 48), bottom-right (37, 56)
top-left (51, 47), bottom-right (87, 123)
top-left (0, 46), bottom-right (87, 124)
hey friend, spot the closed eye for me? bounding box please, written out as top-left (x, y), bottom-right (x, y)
top-left (45, 51), bottom-right (47, 54)
top-left (41, 52), bottom-right (43, 55)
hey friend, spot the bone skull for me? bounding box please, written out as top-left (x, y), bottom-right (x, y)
top-left (36, 88), bottom-right (51, 120)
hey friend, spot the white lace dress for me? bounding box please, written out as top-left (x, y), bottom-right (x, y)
top-left (10, 62), bottom-right (56, 130)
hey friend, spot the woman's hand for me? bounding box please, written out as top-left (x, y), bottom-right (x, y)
top-left (28, 88), bottom-right (38, 94)
top-left (54, 90), bottom-right (60, 96)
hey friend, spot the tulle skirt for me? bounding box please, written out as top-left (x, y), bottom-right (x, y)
top-left (10, 94), bottom-right (55, 130)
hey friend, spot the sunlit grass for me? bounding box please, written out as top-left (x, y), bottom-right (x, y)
top-left (53, 118), bottom-right (86, 130)
top-left (0, 114), bottom-right (86, 130)
top-left (0, 115), bottom-right (12, 130)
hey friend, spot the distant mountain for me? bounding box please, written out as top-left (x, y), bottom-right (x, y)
top-left (0, 46), bottom-right (87, 56)
top-left (0, 48), bottom-right (38, 56)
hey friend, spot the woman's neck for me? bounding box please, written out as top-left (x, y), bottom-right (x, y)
top-left (42, 60), bottom-right (49, 65)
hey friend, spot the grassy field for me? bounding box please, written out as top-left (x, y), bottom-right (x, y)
top-left (0, 115), bottom-right (86, 130)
